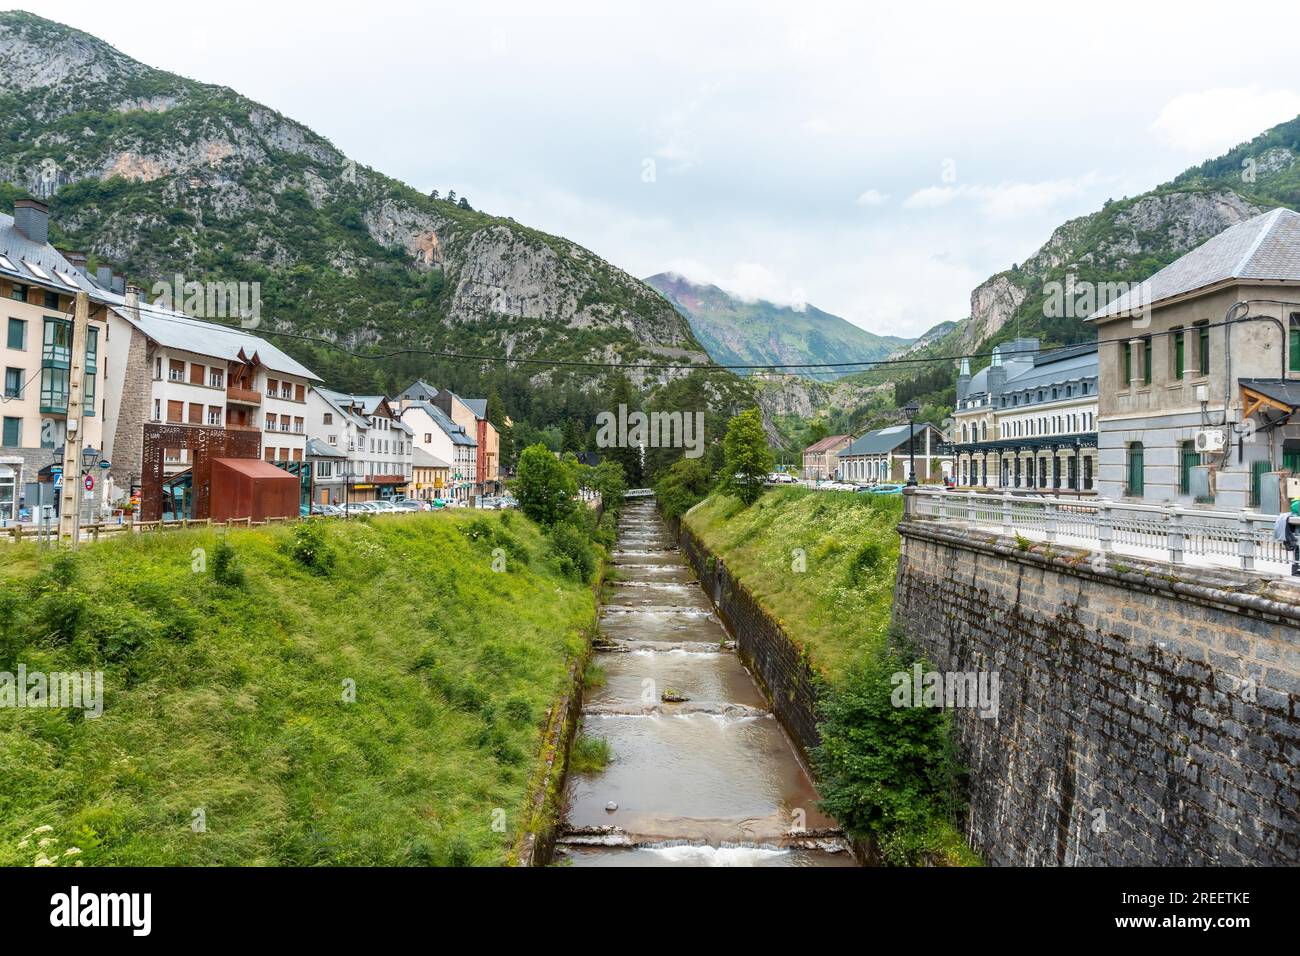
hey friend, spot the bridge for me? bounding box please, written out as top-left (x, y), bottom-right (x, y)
top-left (624, 488), bottom-right (654, 498)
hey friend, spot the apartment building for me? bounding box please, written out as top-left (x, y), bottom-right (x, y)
top-left (306, 389), bottom-right (413, 502)
top-left (399, 400), bottom-right (477, 502)
top-left (1, 199), bottom-right (111, 522)
top-left (399, 381), bottom-right (499, 494)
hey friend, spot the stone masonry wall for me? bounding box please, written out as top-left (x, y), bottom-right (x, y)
top-left (678, 523), bottom-right (822, 758)
top-left (895, 517), bottom-right (1300, 866)
top-left (109, 325), bottom-right (151, 495)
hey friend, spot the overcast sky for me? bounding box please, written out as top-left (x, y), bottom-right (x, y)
top-left (20, 0), bottom-right (1300, 336)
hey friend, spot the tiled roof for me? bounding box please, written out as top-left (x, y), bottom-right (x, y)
top-left (1090, 208), bottom-right (1300, 320)
top-left (401, 401), bottom-right (477, 446)
top-left (412, 447), bottom-right (450, 469)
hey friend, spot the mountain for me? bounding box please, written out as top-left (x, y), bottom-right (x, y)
top-left (644, 272), bottom-right (911, 379)
top-left (0, 11), bottom-right (748, 442)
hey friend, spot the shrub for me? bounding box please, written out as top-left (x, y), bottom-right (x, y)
top-left (813, 647), bottom-right (966, 865)
top-left (286, 521), bottom-right (334, 575)
top-left (569, 734), bottom-right (611, 774)
top-left (548, 520), bottom-right (596, 583)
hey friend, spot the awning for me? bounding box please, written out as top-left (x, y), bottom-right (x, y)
top-left (1240, 379), bottom-right (1300, 418)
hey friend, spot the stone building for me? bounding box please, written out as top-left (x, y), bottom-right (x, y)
top-left (801, 434), bottom-right (852, 481)
top-left (1089, 207), bottom-right (1300, 510)
top-left (836, 422), bottom-right (949, 483)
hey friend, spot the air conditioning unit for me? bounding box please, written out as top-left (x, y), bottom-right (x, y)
top-left (1195, 429), bottom-right (1226, 453)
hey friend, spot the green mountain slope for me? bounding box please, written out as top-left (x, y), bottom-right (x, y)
top-left (0, 11), bottom-right (751, 451)
top-left (644, 272), bottom-right (910, 379)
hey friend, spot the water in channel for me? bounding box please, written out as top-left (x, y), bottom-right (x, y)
top-left (557, 499), bottom-right (855, 867)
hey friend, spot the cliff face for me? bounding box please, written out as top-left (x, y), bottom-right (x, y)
top-left (0, 11), bottom-right (709, 391)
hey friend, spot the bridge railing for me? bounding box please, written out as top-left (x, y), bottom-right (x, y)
top-left (906, 487), bottom-right (1293, 574)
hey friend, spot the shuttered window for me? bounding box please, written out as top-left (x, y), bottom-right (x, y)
top-left (1126, 442), bottom-right (1144, 497)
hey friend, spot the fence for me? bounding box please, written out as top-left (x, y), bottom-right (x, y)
top-left (906, 488), bottom-right (1295, 574)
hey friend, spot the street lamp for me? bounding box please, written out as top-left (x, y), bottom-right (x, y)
top-left (904, 400), bottom-right (920, 486)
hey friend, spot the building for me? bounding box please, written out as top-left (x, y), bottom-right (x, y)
top-left (1, 199), bottom-right (112, 523)
top-left (1089, 207), bottom-right (1300, 510)
top-left (306, 389), bottom-right (413, 503)
top-left (400, 382), bottom-right (499, 494)
top-left (802, 434), bottom-right (852, 481)
top-left (951, 339), bottom-right (1100, 491)
top-left (408, 446), bottom-right (451, 503)
top-left (399, 400), bottom-right (477, 501)
top-left (836, 422), bottom-right (949, 483)
top-left (305, 436), bottom-right (347, 507)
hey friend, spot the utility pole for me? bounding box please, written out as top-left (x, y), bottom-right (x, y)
top-left (58, 291), bottom-right (90, 544)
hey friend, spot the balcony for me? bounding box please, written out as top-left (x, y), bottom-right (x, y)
top-left (226, 386), bottom-right (262, 406)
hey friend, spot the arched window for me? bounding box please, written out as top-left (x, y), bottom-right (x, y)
top-left (980, 421), bottom-right (987, 441)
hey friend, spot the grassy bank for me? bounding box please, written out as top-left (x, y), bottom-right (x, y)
top-left (683, 487), bottom-right (977, 866)
top-left (684, 487), bottom-right (901, 676)
top-left (0, 511), bottom-right (595, 866)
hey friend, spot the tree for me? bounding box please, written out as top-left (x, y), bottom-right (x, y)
top-left (513, 444), bottom-right (576, 526)
top-left (654, 456), bottom-right (715, 520)
top-left (807, 418), bottom-right (830, 445)
top-left (605, 374), bottom-right (643, 486)
top-left (486, 388), bottom-right (513, 468)
top-left (458, 197), bottom-right (472, 210)
top-left (447, 189), bottom-right (457, 203)
top-left (721, 408), bottom-right (774, 505)
top-left (592, 459), bottom-right (627, 510)
top-left (429, 189), bottom-right (440, 201)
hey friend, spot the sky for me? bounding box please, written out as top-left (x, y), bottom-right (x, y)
top-left (17, 0), bottom-right (1300, 337)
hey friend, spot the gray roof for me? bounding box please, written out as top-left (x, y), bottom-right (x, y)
top-left (401, 401), bottom-right (477, 446)
top-left (412, 446), bottom-right (451, 469)
top-left (841, 422), bottom-right (937, 456)
top-left (1240, 378), bottom-right (1300, 410)
top-left (0, 212), bottom-right (99, 296)
top-left (462, 398), bottom-right (488, 418)
top-left (1002, 346), bottom-right (1098, 393)
top-left (397, 379), bottom-right (440, 402)
top-left (117, 302), bottom-right (321, 381)
top-left (313, 389), bottom-right (369, 430)
top-left (305, 437), bottom-right (347, 459)
top-left (1091, 208), bottom-right (1300, 320)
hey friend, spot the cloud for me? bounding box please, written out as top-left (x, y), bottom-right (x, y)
top-left (901, 175), bottom-right (1103, 219)
top-left (855, 188), bottom-right (888, 206)
top-left (660, 258), bottom-right (807, 307)
top-left (1150, 86), bottom-right (1300, 155)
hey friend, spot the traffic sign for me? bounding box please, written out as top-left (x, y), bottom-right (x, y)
top-left (99, 460), bottom-right (111, 469)
top-left (84, 474), bottom-right (94, 492)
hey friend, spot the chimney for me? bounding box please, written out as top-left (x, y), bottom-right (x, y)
top-left (111, 272), bottom-right (126, 295)
top-left (124, 284), bottom-right (142, 321)
top-left (96, 266), bottom-right (113, 288)
top-left (14, 199), bottom-right (49, 245)
top-left (64, 251), bottom-right (89, 277)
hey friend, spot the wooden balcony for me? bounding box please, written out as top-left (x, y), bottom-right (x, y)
top-left (226, 386), bottom-right (262, 406)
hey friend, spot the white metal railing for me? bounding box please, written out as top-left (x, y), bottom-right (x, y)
top-left (907, 488), bottom-right (1295, 575)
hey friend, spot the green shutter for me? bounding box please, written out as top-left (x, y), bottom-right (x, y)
top-left (1122, 342), bottom-right (1132, 384)
top-left (1128, 443), bottom-right (1144, 496)
top-left (1143, 338), bottom-right (1152, 385)
top-left (1199, 324), bottom-right (1210, 375)
top-left (1292, 327), bottom-right (1300, 373)
top-left (1175, 331), bottom-right (1185, 379)
top-left (1, 416), bottom-right (19, 447)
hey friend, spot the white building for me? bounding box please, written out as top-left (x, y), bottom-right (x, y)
top-left (400, 400), bottom-right (477, 502)
top-left (306, 389), bottom-right (413, 502)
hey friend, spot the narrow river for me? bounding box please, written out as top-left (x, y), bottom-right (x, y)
top-left (557, 498), bottom-right (856, 867)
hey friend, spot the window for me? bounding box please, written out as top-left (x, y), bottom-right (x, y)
top-left (1122, 341), bottom-right (1132, 384)
top-left (267, 378), bottom-right (278, 396)
top-left (207, 406), bottom-right (222, 426)
top-left (188, 402), bottom-right (203, 425)
top-left (1126, 442), bottom-right (1145, 497)
top-left (42, 317), bottom-right (71, 365)
top-left (154, 356), bottom-right (162, 380)
top-left (39, 366), bottom-right (68, 411)
top-left (317, 460), bottom-right (334, 478)
top-left (169, 359), bottom-right (185, 382)
top-left (323, 413), bottom-right (333, 425)
top-left (1142, 337), bottom-right (1152, 385)
top-left (281, 382), bottom-right (292, 399)
top-left (295, 383), bottom-right (305, 402)
top-left (82, 370), bottom-right (95, 415)
top-left (294, 417), bottom-right (304, 433)
top-left (1174, 328), bottom-right (1186, 379)
top-left (3, 367), bottom-right (22, 399)
top-left (264, 447), bottom-right (276, 462)
top-left (328, 435), bottom-right (337, 445)
top-left (43, 291), bottom-right (59, 310)
top-left (209, 368), bottom-right (224, 388)
top-left (1178, 440), bottom-right (1198, 496)
top-left (167, 400), bottom-right (184, 423)
top-left (11, 283), bottom-right (28, 302)
top-left (292, 448), bottom-right (302, 462)
top-left (190, 363), bottom-right (205, 385)
top-left (1, 416), bottom-right (19, 447)
top-left (424, 433), bottom-right (432, 443)
top-left (153, 399), bottom-right (161, 421)
top-left (1291, 315), bottom-right (1300, 374)
top-left (1196, 321), bottom-right (1210, 376)
top-left (6, 318), bottom-right (25, 350)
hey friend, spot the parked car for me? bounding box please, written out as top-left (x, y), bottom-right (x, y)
top-left (866, 483), bottom-right (905, 495)
top-left (392, 499), bottom-right (427, 511)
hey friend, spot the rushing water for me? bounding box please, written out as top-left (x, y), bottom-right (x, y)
top-left (557, 499), bottom-right (855, 867)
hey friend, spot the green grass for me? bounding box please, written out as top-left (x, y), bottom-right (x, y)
top-left (568, 734), bottom-right (610, 774)
top-left (0, 511), bottom-right (595, 866)
top-left (683, 487), bottom-right (902, 680)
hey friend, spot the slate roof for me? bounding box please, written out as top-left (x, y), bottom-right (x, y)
top-left (1240, 378), bottom-right (1300, 410)
top-left (841, 422), bottom-right (936, 457)
top-left (401, 401), bottom-right (477, 446)
top-left (412, 447), bottom-right (451, 469)
top-left (1090, 208), bottom-right (1300, 320)
top-left (305, 437), bottom-right (347, 459)
top-left (0, 212), bottom-right (98, 296)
